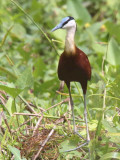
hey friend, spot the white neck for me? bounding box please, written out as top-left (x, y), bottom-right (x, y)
top-left (65, 27), bottom-right (76, 55)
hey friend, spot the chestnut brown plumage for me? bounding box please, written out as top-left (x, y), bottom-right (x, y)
top-left (52, 16), bottom-right (91, 152)
top-left (58, 46), bottom-right (91, 94)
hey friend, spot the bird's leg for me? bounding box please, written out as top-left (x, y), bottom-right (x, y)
top-left (68, 87), bottom-right (76, 132)
top-left (83, 94), bottom-right (90, 142)
top-left (64, 94), bottom-right (90, 153)
top-left (83, 94), bottom-right (91, 159)
top-left (68, 87), bottom-right (84, 140)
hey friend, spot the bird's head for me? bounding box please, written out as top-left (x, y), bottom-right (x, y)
top-left (51, 16), bottom-right (76, 32)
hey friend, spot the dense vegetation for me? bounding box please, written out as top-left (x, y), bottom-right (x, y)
top-left (0, 0), bottom-right (120, 159)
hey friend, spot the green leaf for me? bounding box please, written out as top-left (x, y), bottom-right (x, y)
top-left (7, 145), bottom-right (26, 160)
top-left (6, 97), bottom-right (13, 115)
top-left (0, 52), bottom-right (6, 59)
top-left (16, 67), bottom-right (33, 89)
top-left (33, 58), bottom-right (46, 78)
top-left (59, 137), bottom-right (82, 158)
top-left (92, 43), bottom-right (106, 54)
top-left (34, 79), bottom-right (56, 95)
top-left (67, 0), bottom-right (91, 23)
top-left (100, 152), bottom-right (120, 160)
top-left (88, 21), bottom-right (107, 34)
top-left (105, 21), bottom-right (120, 43)
top-left (110, 75), bottom-right (120, 97)
top-left (106, 0), bottom-right (120, 9)
top-left (102, 119), bottom-right (120, 143)
top-left (11, 23), bottom-right (26, 40)
top-left (107, 38), bottom-right (120, 66)
top-left (0, 83), bottom-right (22, 98)
top-left (102, 120), bottom-right (118, 133)
top-left (17, 43), bottom-right (31, 61)
top-left (52, 29), bottom-right (65, 41)
top-left (0, 66), bottom-right (17, 79)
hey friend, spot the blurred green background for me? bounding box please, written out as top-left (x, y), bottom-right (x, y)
top-left (0, 0), bottom-right (120, 159)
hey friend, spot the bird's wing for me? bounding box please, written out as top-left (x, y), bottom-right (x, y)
top-left (75, 47), bottom-right (91, 80)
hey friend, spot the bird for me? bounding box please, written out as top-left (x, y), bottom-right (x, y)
top-left (51, 16), bottom-right (91, 151)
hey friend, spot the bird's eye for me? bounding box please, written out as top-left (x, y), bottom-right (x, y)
top-left (62, 19), bottom-right (70, 27)
top-left (68, 16), bottom-right (74, 20)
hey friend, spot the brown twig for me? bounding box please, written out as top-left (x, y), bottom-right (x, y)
top-left (33, 114), bottom-right (43, 136)
top-left (13, 113), bottom-right (41, 133)
top-left (2, 112), bottom-right (12, 135)
top-left (58, 81), bottom-right (65, 91)
top-left (32, 117), bottom-right (65, 160)
top-left (0, 111), bottom-right (5, 134)
top-left (46, 98), bottom-right (69, 111)
top-left (18, 95), bottom-right (37, 114)
top-left (32, 126), bottom-right (56, 160)
top-left (0, 94), bottom-right (7, 109)
top-left (29, 103), bottom-right (46, 112)
top-left (13, 112), bottom-right (84, 122)
top-left (14, 113), bottom-right (41, 116)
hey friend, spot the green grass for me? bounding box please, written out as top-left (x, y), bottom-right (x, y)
top-left (0, 0), bottom-right (120, 159)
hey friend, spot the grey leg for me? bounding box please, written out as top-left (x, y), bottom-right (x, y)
top-left (68, 87), bottom-right (84, 140)
top-left (68, 87), bottom-right (75, 132)
top-left (64, 92), bottom-right (90, 153)
top-left (83, 94), bottom-right (90, 142)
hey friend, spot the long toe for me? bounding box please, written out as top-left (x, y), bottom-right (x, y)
top-left (74, 131), bottom-right (85, 140)
top-left (64, 141), bottom-right (88, 152)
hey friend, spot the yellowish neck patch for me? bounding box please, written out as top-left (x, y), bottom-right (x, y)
top-left (64, 27), bottom-right (76, 55)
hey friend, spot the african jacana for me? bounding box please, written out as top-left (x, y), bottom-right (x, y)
top-left (52, 16), bottom-right (91, 151)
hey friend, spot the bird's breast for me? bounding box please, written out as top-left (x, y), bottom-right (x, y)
top-left (58, 49), bottom-right (91, 83)
top-left (58, 55), bottom-right (80, 82)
